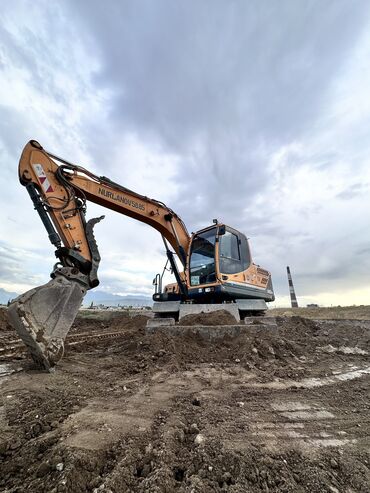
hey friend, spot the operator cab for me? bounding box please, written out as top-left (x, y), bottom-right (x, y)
top-left (189, 224), bottom-right (251, 288)
top-left (154, 223), bottom-right (274, 303)
top-left (187, 223), bottom-right (254, 302)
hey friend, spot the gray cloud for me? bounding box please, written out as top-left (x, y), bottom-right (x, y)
top-left (0, 241), bottom-right (53, 286)
top-left (1, 1), bottom-right (370, 304)
top-left (65, 1), bottom-right (369, 206)
top-left (336, 182), bottom-right (370, 200)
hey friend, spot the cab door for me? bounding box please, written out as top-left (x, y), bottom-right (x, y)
top-left (218, 227), bottom-right (250, 279)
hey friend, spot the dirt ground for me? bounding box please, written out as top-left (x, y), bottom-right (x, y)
top-left (269, 305), bottom-right (370, 320)
top-left (0, 307), bottom-right (369, 492)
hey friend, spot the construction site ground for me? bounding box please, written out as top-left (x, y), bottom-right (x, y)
top-left (0, 306), bottom-right (369, 492)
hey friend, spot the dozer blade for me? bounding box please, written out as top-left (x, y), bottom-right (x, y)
top-left (8, 275), bottom-right (86, 371)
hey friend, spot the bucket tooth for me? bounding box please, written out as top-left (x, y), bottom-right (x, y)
top-left (8, 275), bottom-right (86, 371)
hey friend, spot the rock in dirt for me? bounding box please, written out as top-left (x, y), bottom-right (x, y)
top-left (191, 396), bottom-right (201, 406)
top-left (194, 433), bottom-right (205, 446)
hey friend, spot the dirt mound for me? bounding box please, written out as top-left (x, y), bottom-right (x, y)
top-left (70, 312), bottom-right (148, 334)
top-left (180, 309), bottom-right (238, 326)
top-left (110, 314), bottom-right (149, 331)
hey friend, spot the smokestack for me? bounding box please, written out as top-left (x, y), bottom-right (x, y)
top-left (286, 266), bottom-right (298, 308)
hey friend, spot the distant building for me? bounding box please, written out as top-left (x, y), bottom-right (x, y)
top-left (307, 303), bottom-right (319, 308)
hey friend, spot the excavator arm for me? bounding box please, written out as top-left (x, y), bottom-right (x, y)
top-left (19, 140), bottom-right (190, 270)
top-left (8, 140), bottom-right (190, 370)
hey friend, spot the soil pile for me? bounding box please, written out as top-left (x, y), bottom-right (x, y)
top-left (180, 309), bottom-right (238, 326)
top-left (70, 312), bottom-right (148, 334)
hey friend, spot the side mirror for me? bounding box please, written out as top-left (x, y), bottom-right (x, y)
top-left (218, 225), bottom-right (226, 235)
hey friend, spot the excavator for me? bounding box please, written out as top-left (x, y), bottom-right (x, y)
top-left (8, 140), bottom-right (275, 370)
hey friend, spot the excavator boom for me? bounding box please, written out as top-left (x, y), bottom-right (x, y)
top-left (9, 140), bottom-right (191, 370)
top-left (18, 141), bottom-right (190, 262)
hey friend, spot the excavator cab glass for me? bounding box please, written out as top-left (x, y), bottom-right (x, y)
top-left (189, 227), bottom-right (217, 285)
top-left (219, 228), bottom-right (250, 274)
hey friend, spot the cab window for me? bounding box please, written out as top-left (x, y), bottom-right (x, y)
top-left (220, 231), bottom-right (240, 260)
top-left (189, 228), bottom-right (216, 285)
top-left (219, 230), bottom-right (251, 274)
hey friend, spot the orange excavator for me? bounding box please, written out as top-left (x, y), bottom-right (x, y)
top-left (8, 140), bottom-right (274, 370)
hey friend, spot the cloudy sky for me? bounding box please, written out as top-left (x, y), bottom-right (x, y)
top-left (1, 0), bottom-right (370, 307)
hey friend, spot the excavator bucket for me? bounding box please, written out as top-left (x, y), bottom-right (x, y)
top-left (8, 275), bottom-right (86, 371)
